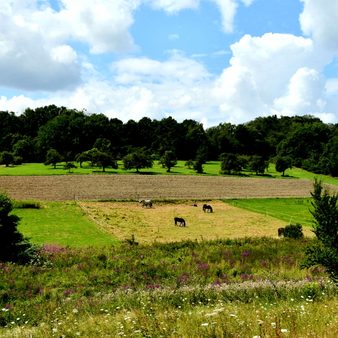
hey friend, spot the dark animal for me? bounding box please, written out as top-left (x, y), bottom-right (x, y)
top-left (174, 217), bottom-right (186, 227)
top-left (126, 234), bottom-right (139, 246)
top-left (202, 204), bottom-right (213, 213)
top-left (278, 227), bottom-right (285, 237)
top-left (139, 199), bottom-right (152, 208)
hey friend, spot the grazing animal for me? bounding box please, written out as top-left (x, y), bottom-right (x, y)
top-left (126, 234), bottom-right (139, 245)
top-left (278, 227), bottom-right (285, 237)
top-left (139, 199), bottom-right (153, 208)
top-left (174, 217), bottom-right (186, 227)
top-left (202, 204), bottom-right (213, 213)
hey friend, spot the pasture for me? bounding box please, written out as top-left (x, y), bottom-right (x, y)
top-left (77, 200), bottom-right (314, 244)
top-left (15, 198), bottom-right (314, 247)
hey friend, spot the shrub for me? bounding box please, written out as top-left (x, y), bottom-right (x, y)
top-left (283, 223), bottom-right (304, 239)
top-left (0, 193), bottom-right (34, 263)
top-left (303, 180), bottom-right (338, 283)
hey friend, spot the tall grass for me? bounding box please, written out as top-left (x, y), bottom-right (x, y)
top-left (0, 238), bottom-right (336, 337)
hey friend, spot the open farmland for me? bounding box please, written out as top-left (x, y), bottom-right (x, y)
top-left (78, 200), bottom-right (314, 243)
top-left (1, 174), bottom-right (336, 201)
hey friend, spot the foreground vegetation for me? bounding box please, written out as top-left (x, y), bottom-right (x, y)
top-left (0, 238), bottom-right (337, 337)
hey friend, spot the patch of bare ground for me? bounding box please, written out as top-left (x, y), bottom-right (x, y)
top-left (1, 175), bottom-right (334, 201)
top-left (78, 200), bottom-right (314, 243)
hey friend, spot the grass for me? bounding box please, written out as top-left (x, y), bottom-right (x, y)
top-left (15, 202), bottom-right (117, 247)
top-left (14, 198), bottom-right (316, 248)
top-left (1, 161), bottom-right (338, 187)
top-left (226, 198), bottom-right (314, 227)
top-left (0, 238), bottom-right (336, 337)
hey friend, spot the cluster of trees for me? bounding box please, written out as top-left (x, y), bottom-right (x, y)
top-left (0, 105), bottom-right (337, 175)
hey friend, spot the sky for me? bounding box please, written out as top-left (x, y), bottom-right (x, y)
top-left (1, 0), bottom-right (338, 127)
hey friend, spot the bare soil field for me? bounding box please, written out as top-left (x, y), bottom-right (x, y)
top-left (77, 200), bottom-right (314, 243)
top-left (1, 174), bottom-right (336, 201)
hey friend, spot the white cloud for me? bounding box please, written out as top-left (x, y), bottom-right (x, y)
top-left (0, 8), bottom-right (81, 91)
top-left (112, 52), bottom-right (211, 85)
top-left (212, 33), bottom-right (338, 124)
top-left (211, 0), bottom-right (255, 33)
top-left (273, 68), bottom-right (326, 116)
top-left (300, 0), bottom-right (338, 53)
top-left (145, 0), bottom-right (200, 14)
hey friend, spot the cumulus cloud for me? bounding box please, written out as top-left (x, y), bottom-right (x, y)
top-left (273, 68), bottom-right (326, 116)
top-left (0, 7), bottom-right (81, 91)
top-left (211, 31), bottom-right (338, 124)
top-left (300, 0), bottom-right (338, 53)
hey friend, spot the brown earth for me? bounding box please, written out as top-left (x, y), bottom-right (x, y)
top-left (1, 174), bottom-right (336, 201)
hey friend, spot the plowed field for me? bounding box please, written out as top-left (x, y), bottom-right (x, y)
top-left (1, 174), bottom-right (334, 201)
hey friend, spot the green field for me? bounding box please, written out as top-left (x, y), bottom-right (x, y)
top-left (16, 202), bottom-right (117, 247)
top-left (226, 197), bottom-right (313, 227)
top-left (1, 161), bottom-right (338, 186)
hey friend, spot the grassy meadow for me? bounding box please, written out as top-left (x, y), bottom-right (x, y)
top-left (0, 238), bottom-right (337, 337)
top-left (1, 161), bottom-right (338, 186)
top-left (14, 198), bottom-right (315, 247)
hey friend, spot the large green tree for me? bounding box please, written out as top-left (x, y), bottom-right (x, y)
top-left (123, 149), bottom-right (153, 173)
top-left (303, 180), bottom-right (338, 283)
top-left (160, 150), bottom-right (177, 172)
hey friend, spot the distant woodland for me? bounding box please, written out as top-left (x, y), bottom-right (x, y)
top-left (0, 105), bottom-right (337, 176)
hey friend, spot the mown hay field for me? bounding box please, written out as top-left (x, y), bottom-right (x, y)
top-left (77, 200), bottom-right (314, 243)
top-left (0, 174), bottom-right (331, 201)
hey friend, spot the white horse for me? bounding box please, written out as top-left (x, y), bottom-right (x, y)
top-left (139, 199), bottom-right (153, 208)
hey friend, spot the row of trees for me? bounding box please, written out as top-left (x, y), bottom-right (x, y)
top-left (0, 105), bottom-right (337, 176)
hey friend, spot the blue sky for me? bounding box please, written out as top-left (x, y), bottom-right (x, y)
top-left (0, 0), bottom-right (338, 127)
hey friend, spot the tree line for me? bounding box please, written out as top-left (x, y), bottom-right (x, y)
top-left (0, 105), bottom-right (337, 176)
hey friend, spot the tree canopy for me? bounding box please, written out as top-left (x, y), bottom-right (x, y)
top-left (0, 106), bottom-right (337, 177)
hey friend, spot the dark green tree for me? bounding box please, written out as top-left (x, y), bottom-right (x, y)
top-left (0, 151), bottom-right (14, 167)
top-left (44, 148), bottom-right (62, 169)
top-left (193, 158), bottom-right (204, 174)
top-left (160, 150), bottom-right (177, 172)
top-left (275, 156), bottom-right (292, 176)
top-left (303, 180), bottom-right (338, 283)
top-left (123, 149), bottom-right (153, 173)
top-left (0, 194), bottom-right (32, 263)
top-left (64, 162), bottom-right (77, 173)
top-left (248, 155), bottom-right (269, 175)
top-left (220, 153), bottom-right (243, 175)
top-left (92, 149), bottom-right (118, 172)
top-left (93, 138), bottom-right (111, 153)
top-left (13, 137), bottom-right (36, 163)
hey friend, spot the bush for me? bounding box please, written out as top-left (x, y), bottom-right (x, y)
top-left (283, 223), bottom-right (304, 239)
top-left (0, 193), bottom-right (33, 263)
top-left (303, 180), bottom-right (338, 283)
